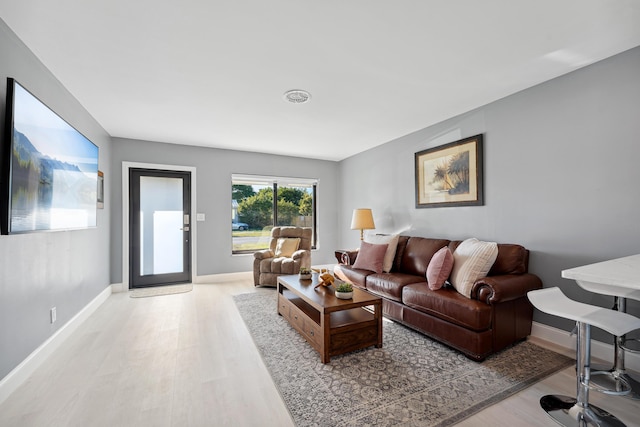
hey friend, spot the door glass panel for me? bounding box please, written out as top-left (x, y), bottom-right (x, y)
top-left (139, 176), bottom-right (183, 276)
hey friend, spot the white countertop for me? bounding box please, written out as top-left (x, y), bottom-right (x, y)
top-left (562, 254), bottom-right (640, 290)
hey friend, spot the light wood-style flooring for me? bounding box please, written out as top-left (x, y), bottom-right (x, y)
top-left (1, 272), bottom-right (638, 427)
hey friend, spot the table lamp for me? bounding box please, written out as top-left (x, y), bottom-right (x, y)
top-left (351, 208), bottom-right (375, 240)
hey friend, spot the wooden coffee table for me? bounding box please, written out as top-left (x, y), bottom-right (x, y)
top-left (277, 274), bottom-right (383, 363)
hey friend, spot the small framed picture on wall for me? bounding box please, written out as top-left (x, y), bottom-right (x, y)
top-left (97, 170), bottom-right (104, 209)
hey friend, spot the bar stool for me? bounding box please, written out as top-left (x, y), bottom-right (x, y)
top-left (527, 287), bottom-right (640, 427)
top-left (574, 279), bottom-right (640, 400)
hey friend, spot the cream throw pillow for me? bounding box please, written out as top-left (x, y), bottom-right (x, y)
top-left (274, 237), bottom-right (300, 257)
top-left (364, 233), bottom-right (399, 273)
top-left (450, 238), bottom-right (498, 298)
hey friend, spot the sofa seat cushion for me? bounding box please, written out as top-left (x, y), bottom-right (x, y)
top-left (366, 273), bottom-right (425, 302)
top-left (333, 265), bottom-right (371, 289)
top-left (402, 284), bottom-right (492, 331)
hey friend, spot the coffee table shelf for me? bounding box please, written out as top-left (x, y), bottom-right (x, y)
top-left (282, 290), bottom-right (321, 324)
top-left (277, 274), bottom-right (382, 363)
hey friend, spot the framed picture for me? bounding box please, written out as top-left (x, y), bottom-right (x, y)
top-left (415, 134), bottom-right (483, 208)
top-left (97, 170), bottom-right (104, 209)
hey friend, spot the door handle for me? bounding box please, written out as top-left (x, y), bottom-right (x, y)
top-left (181, 226), bottom-right (190, 231)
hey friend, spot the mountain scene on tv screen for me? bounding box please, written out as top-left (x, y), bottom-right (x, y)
top-left (10, 130), bottom-right (96, 232)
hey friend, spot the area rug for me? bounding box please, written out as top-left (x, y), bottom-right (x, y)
top-left (130, 283), bottom-right (193, 298)
top-left (234, 289), bottom-right (573, 427)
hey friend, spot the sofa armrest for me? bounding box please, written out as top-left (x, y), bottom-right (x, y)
top-left (470, 273), bottom-right (543, 305)
top-left (334, 249), bottom-right (359, 265)
top-left (254, 249), bottom-right (274, 260)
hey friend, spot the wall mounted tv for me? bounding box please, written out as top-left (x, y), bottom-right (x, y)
top-left (1, 78), bottom-right (99, 234)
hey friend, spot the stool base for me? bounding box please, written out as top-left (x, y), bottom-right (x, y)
top-left (540, 395), bottom-right (626, 427)
top-left (588, 367), bottom-right (640, 400)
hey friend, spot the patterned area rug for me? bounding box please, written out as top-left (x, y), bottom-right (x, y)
top-left (130, 283), bottom-right (193, 298)
top-left (234, 289), bottom-right (573, 427)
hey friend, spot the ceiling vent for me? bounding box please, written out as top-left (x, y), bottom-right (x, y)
top-left (283, 89), bottom-right (311, 104)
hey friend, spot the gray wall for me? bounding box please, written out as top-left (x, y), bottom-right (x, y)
top-left (110, 138), bottom-right (340, 282)
top-left (338, 46), bottom-right (640, 340)
top-left (0, 19), bottom-right (112, 379)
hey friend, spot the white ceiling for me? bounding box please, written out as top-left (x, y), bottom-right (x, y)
top-left (1, 1), bottom-right (639, 161)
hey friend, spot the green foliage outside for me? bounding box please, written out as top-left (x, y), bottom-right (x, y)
top-left (236, 186), bottom-right (312, 229)
top-left (232, 184), bottom-right (254, 201)
top-left (278, 187), bottom-right (304, 205)
top-left (237, 188), bottom-right (273, 228)
top-left (299, 192), bottom-right (313, 216)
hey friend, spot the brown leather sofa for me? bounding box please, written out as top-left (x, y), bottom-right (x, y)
top-left (334, 235), bottom-right (542, 361)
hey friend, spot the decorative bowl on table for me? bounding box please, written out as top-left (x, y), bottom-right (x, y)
top-left (334, 281), bottom-right (354, 299)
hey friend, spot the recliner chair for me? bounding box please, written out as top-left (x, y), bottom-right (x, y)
top-left (253, 226), bottom-right (312, 286)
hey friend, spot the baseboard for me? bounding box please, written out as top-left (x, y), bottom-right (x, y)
top-left (111, 282), bottom-right (125, 293)
top-left (116, 272), bottom-right (253, 287)
top-left (530, 321), bottom-right (640, 373)
top-left (0, 285), bottom-right (112, 405)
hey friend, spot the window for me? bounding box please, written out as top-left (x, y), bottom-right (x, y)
top-left (232, 174), bottom-right (317, 253)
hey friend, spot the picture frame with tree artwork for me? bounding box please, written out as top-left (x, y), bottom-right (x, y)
top-left (415, 134), bottom-right (483, 208)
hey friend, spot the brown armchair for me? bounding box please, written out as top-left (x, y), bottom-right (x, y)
top-left (253, 226), bottom-right (312, 286)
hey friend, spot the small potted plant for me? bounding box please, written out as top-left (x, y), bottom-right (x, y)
top-left (334, 282), bottom-right (354, 299)
top-left (299, 267), bottom-right (312, 280)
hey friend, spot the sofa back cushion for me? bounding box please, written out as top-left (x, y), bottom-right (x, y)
top-left (397, 237), bottom-right (451, 277)
top-left (449, 241), bottom-right (529, 275)
top-left (489, 244), bottom-right (529, 275)
top-left (270, 226), bottom-right (313, 251)
top-left (392, 236), bottom-right (410, 272)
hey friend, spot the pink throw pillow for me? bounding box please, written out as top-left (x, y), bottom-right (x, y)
top-left (426, 246), bottom-right (454, 290)
top-left (353, 241), bottom-right (389, 274)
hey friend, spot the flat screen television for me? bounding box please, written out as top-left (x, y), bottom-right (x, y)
top-left (1, 78), bottom-right (99, 234)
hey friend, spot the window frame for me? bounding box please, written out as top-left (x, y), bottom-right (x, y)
top-left (231, 174), bottom-right (318, 254)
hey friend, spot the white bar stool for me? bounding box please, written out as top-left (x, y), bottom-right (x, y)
top-left (575, 280), bottom-right (640, 400)
top-left (528, 287), bottom-right (640, 427)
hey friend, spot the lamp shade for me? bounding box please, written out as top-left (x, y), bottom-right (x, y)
top-left (351, 208), bottom-right (375, 231)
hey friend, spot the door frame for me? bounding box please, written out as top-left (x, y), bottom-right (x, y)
top-left (122, 162), bottom-right (197, 289)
